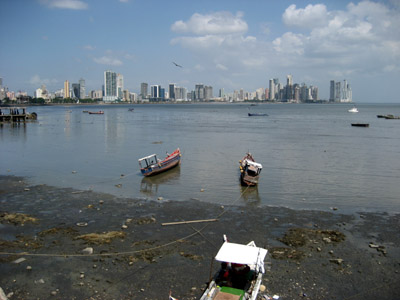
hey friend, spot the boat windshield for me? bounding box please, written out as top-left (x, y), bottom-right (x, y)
top-left (138, 154), bottom-right (157, 168)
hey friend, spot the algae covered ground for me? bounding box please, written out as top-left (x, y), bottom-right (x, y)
top-left (0, 175), bottom-right (399, 300)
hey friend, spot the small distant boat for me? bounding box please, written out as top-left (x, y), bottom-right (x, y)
top-left (88, 111), bottom-right (104, 115)
top-left (138, 148), bottom-right (181, 177)
top-left (248, 113), bottom-right (268, 116)
top-left (128, 108), bottom-right (134, 112)
top-left (348, 107), bottom-right (358, 113)
top-left (383, 114), bottom-right (400, 119)
top-left (239, 153), bottom-right (262, 186)
top-left (199, 235), bottom-right (268, 300)
top-left (82, 110), bottom-right (89, 113)
top-left (351, 123), bottom-right (369, 127)
top-left (248, 106), bottom-right (267, 116)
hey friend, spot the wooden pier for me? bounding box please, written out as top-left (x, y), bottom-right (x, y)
top-left (0, 107), bottom-right (37, 123)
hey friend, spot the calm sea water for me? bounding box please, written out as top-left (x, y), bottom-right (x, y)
top-left (1, 103), bottom-right (399, 214)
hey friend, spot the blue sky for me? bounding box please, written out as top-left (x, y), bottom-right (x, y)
top-left (1, 0), bottom-right (399, 102)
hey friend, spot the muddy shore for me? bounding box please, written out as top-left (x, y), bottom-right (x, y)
top-left (0, 175), bottom-right (399, 300)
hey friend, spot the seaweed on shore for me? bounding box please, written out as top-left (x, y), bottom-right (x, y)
top-left (76, 231), bottom-right (126, 244)
top-left (0, 212), bottom-right (39, 225)
top-left (279, 228), bottom-right (345, 247)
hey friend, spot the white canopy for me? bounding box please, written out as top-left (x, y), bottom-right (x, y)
top-left (246, 160), bottom-right (262, 169)
top-left (138, 154), bottom-right (156, 162)
top-left (214, 242), bottom-right (268, 273)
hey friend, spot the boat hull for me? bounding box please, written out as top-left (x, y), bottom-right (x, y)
top-left (351, 123), bottom-right (369, 127)
top-left (248, 113), bottom-right (268, 116)
top-left (240, 172), bottom-right (260, 186)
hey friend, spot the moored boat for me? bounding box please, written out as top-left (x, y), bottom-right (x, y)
top-left (239, 153), bottom-right (262, 186)
top-left (199, 235), bottom-right (268, 300)
top-left (248, 113), bottom-right (268, 116)
top-left (383, 114), bottom-right (400, 119)
top-left (348, 107), bottom-right (358, 113)
top-left (138, 148), bottom-right (181, 177)
top-left (351, 123), bottom-right (369, 127)
top-left (88, 111), bottom-right (104, 114)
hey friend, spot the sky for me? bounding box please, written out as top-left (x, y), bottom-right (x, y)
top-left (1, 0), bottom-right (399, 102)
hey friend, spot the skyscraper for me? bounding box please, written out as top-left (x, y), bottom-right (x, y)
top-left (329, 80), bottom-right (335, 102)
top-left (103, 70), bottom-right (117, 101)
top-left (140, 83), bottom-right (148, 99)
top-left (79, 78), bottom-right (85, 99)
top-left (204, 86), bottom-right (213, 100)
top-left (195, 84), bottom-right (204, 100)
top-left (335, 82), bottom-right (341, 102)
top-left (64, 80), bottom-right (70, 98)
top-left (169, 83), bottom-right (176, 100)
top-left (117, 74), bottom-right (123, 99)
top-left (72, 83), bottom-right (80, 98)
top-left (150, 85), bottom-right (158, 98)
top-left (269, 79), bottom-right (275, 100)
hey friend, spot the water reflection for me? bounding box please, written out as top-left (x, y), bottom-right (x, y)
top-left (240, 185), bottom-right (261, 204)
top-left (140, 166), bottom-right (181, 196)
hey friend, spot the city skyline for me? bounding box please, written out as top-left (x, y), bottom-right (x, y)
top-left (2, 70), bottom-right (336, 103)
top-left (1, 0), bottom-right (399, 103)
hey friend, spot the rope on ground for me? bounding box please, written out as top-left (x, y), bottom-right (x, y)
top-left (0, 185), bottom-right (250, 258)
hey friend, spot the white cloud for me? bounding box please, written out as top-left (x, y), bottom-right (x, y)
top-left (273, 32), bottom-right (305, 55)
top-left (40, 0), bottom-right (88, 10)
top-left (29, 75), bottom-right (58, 87)
top-left (171, 11), bottom-right (248, 35)
top-left (283, 4), bottom-right (329, 29)
top-left (93, 56), bottom-right (123, 66)
top-left (83, 45), bottom-right (95, 50)
top-left (170, 2), bottom-right (400, 100)
top-left (273, 1), bottom-right (400, 71)
top-left (216, 63), bottom-right (228, 71)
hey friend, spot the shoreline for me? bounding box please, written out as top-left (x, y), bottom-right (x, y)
top-left (0, 175), bottom-right (399, 299)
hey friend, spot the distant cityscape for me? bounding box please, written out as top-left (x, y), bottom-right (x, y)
top-left (0, 72), bottom-right (352, 104)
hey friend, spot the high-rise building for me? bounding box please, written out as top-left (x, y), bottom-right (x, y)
top-left (117, 74), bottom-right (123, 99)
top-left (219, 88), bottom-right (225, 98)
top-left (268, 79), bottom-right (275, 100)
top-left (341, 80), bottom-right (352, 102)
top-left (104, 70), bottom-right (117, 101)
top-left (169, 83), bottom-right (176, 100)
top-left (79, 78), bottom-right (85, 99)
top-left (64, 80), bottom-right (70, 98)
top-left (150, 85), bottom-right (160, 100)
top-left (140, 83), bottom-right (148, 99)
top-left (195, 84), bottom-right (204, 100)
top-left (329, 80), bottom-right (335, 102)
top-left (72, 83), bottom-right (80, 98)
top-left (335, 82), bottom-right (341, 102)
top-left (175, 87), bottom-right (187, 101)
top-left (204, 86), bottom-right (213, 100)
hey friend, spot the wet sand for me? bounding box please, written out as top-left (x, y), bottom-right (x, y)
top-left (0, 175), bottom-right (399, 300)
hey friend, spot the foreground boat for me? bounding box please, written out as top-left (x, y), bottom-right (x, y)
top-left (88, 111), bottom-right (104, 114)
top-left (239, 153), bottom-right (262, 186)
top-left (200, 235), bottom-right (268, 300)
top-left (138, 148), bottom-right (181, 177)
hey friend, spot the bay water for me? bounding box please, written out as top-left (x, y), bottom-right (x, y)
top-left (1, 103), bottom-right (399, 214)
